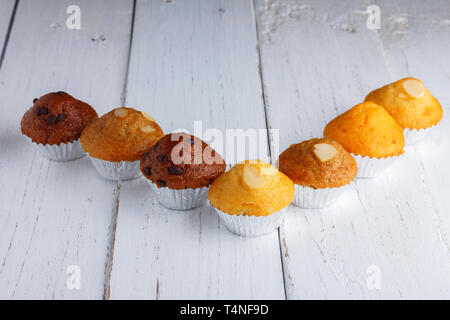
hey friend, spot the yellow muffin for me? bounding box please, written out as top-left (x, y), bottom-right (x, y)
top-left (208, 160), bottom-right (294, 217)
top-left (365, 77), bottom-right (443, 130)
top-left (80, 107), bottom-right (164, 162)
top-left (323, 101), bottom-right (404, 158)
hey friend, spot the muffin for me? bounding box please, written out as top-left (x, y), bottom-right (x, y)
top-left (365, 77), bottom-right (443, 145)
top-left (279, 138), bottom-right (357, 208)
top-left (324, 101), bottom-right (405, 178)
top-left (141, 132), bottom-right (226, 210)
top-left (20, 91), bottom-right (98, 161)
top-left (208, 160), bottom-right (294, 237)
top-left (81, 107), bottom-right (163, 180)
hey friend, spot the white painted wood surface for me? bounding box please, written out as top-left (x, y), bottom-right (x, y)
top-left (0, 0), bottom-right (14, 54)
top-left (0, 0), bottom-right (133, 299)
top-left (256, 0), bottom-right (450, 299)
top-left (108, 0), bottom-right (285, 300)
top-left (0, 0), bottom-right (449, 299)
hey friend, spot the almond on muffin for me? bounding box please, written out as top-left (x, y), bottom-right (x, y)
top-left (279, 138), bottom-right (357, 208)
top-left (21, 91), bottom-right (98, 161)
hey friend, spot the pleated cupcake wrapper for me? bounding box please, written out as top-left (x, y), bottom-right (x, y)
top-left (27, 137), bottom-right (85, 162)
top-left (404, 127), bottom-right (431, 146)
top-left (214, 207), bottom-right (286, 237)
top-left (352, 153), bottom-right (400, 179)
top-left (293, 183), bottom-right (351, 209)
top-left (88, 157), bottom-right (140, 181)
top-left (148, 181), bottom-right (209, 210)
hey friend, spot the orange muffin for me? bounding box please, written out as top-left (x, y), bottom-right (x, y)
top-left (279, 138), bottom-right (357, 208)
top-left (324, 101), bottom-right (404, 178)
top-left (365, 77), bottom-right (443, 144)
top-left (81, 107), bottom-right (164, 180)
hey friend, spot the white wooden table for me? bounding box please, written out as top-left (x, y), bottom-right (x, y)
top-left (0, 0), bottom-right (449, 300)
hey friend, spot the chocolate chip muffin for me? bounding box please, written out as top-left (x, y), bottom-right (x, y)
top-left (81, 107), bottom-right (164, 180)
top-left (279, 138), bottom-right (357, 208)
top-left (20, 91), bottom-right (98, 161)
top-left (141, 132), bottom-right (226, 210)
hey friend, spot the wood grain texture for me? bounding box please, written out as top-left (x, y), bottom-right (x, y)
top-left (0, 0), bottom-right (133, 299)
top-left (108, 0), bottom-right (285, 299)
top-left (0, 0), bottom-right (15, 58)
top-left (256, 0), bottom-right (450, 299)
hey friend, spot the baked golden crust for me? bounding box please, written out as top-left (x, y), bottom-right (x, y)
top-left (208, 160), bottom-right (294, 217)
top-left (365, 77), bottom-right (443, 129)
top-left (21, 92), bottom-right (98, 145)
top-left (323, 101), bottom-right (405, 158)
top-left (140, 133), bottom-right (226, 190)
top-left (279, 138), bottom-right (357, 188)
top-left (80, 107), bottom-right (164, 162)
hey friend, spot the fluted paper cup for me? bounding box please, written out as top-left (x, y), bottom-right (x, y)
top-left (404, 127), bottom-right (431, 145)
top-left (214, 207), bottom-right (286, 237)
top-left (147, 181), bottom-right (209, 210)
top-left (27, 137), bottom-right (85, 162)
top-left (293, 183), bottom-right (351, 209)
top-left (352, 153), bottom-right (400, 179)
top-left (88, 156), bottom-right (140, 181)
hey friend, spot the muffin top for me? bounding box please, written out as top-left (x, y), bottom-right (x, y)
top-left (279, 138), bottom-right (357, 189)
top-left (365, 77), bottom-right (443, 130)
top-left (323, 101), bottom-right (405, 158)
top-left (21, 91), bottom-right (98, 145)
top-left (141, 133), bottom-right (226, 190)
top-left (208, 160), bottom-right (294, 217)
top-left (80, 107), bottom-right (164, 162)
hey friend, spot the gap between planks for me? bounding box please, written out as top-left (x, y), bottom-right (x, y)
top-left (0, 0), bottom-right (18, 72)
top-left (103, 0), bottom-right (137, 300)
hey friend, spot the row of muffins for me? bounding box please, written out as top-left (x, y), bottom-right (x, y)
top-left (20, 77), bottom-right (443, 236)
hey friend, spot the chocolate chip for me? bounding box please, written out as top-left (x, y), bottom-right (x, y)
top-left (142, 152), bottom-right (149, 162)
top-left (152, 141), bottom-right (160, 150)
top-left (143, 167), bottom-right (151, 176)
top-left (168, 166), bottom-right (183, 175)
top-left (46, 115), bottom-right (57, 125)
top-left (157, 154), bottom-right (168, 163)
top-left (36, 107), bottom-right (48, 116)
top-left (56, 91), bottom-right (66, 94)
top-left (56, 113), bottom-right (66, 122)
top-left (157, 180), bottom-right (167, 187)
top-left (33, 98), bottom-right (38, 103)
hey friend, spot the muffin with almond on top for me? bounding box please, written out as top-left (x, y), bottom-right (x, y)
top-left (365, 77), bottom-right (443, 145)
top-left (279, 138), bottom-right (357, 208)
top-left (81, 107), bottom-right (163, 180)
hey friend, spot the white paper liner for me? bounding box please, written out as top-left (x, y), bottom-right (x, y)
top-left (214, 206), bottom-right (286, 237)
top-left (352, 153), bottom-right (400, 179)
top-left (293, 183), bottom-right (351, 209)
top-left (404, 127), bottom-right (431, 145)
top-left (27, 137), bottom-right (85, 162)
top-left (147, 181), bottom-right (209, 210)
top-left (88, 156), bottom-right (140, 181)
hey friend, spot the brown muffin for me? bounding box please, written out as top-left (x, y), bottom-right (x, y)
top-left (279, 138), bottom-right (357, 189)
top-left (141, 133), bottom-right (226, 190)
top-left (21, 91), bottom-right (98, 145)
top-left (80, 107), bottom-right (164, 162)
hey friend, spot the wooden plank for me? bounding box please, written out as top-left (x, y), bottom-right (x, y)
top-left (256, 0), bottom-right (450, 299)
top-left (0, 0), bottom-right (15, 61)
top-left (108, 0), bottom-right (285, 299)
top-left (0, 0), bottom-right (133, 299)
